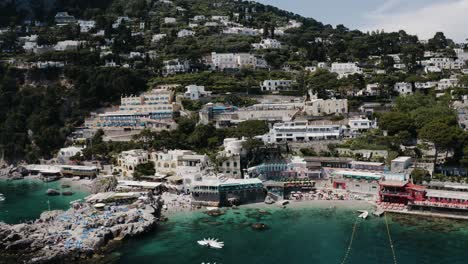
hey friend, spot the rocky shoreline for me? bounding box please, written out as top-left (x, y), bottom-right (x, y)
top-left (0, 165), bottom-right (27, 181)
top-left (0, 194), bottom-right (163, 263)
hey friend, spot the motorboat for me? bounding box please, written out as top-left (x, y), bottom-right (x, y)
top-left (357, 210), bottom-right (369, 219)
top-left (197, 238), bottom-right (224, 249)
top-left (0, 194), bottom-right (4, 202)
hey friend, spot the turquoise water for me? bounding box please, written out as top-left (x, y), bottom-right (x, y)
top-left (116, 206), bottom-right (468, 264)
top-left (0, 179), bottom-right (88, 224)
top-left (2, 180), bottom-right (468, 264)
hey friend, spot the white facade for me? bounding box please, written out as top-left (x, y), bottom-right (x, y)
top-left (259, 121), bottom-right (343, 143)
top-left (222, 27), bottom-right (259, 36)
top-left (331, 62), bottom-right (362, 78)
top-left (252, 38), bottom-right (282, 49)
top-left (366, 83), bottom-right (380, 96)
top-left (115, 149), bottom-right (150, 178)
top-left (152, 34), bottom-right (167, 43)
top-left (211, 16), bottom-right (230, 22)
top-left (348, 118), bottom-right (376, 131)
top-left (184, 85), bottom-right (211, 100)
top-left (54, 40), bottom-right (83, 51)
top-left (210, 52), bottom-right (258, 70)
top-left (58, 146), bottom-right (83, 160)
top-left (424, 65), bottom-right (442, 73)
top-left (260, 80), bottom-right (293, 91)
top-left (177, 29), bottom-right (195, 38)
top-left (163, 59), bottom-right (190, 75)
top-left (164, 17), bottom-right (177, 24)
top-left (438, 78), bottom-right (458, 90)
top-left (394, 82), bottom-right (413, 95)
top-left (112, 16), bottom-right (131, 28)
top-left (77, 20), bottom-right (95, 33)
top-left (304, 91), bottom-right (348, 116)
top-left (391, 156), bottom-right (412, 173)
top-left (428, 57), bottom-right (463, 70)
top-left (415, 82), bottom-right (438, 89)
top-left (217, 138), bottom-right (247, 178)
top-left (193, 15), bottom-right (206, 21)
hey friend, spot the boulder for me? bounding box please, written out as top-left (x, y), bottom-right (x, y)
top-left (6, 238), bottom-right (33, 250)
top-left (46, 189), bottom-right (60, 196)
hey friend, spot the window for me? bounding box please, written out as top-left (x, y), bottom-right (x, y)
top-left (234, 162), bottom-right (238, 167)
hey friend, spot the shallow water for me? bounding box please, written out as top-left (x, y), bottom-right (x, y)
top-left (116, 206), bottom-right (468, 264)
top-left (2, 180), bottom-right (468, 264)
top-left (0, 179), bottom-right (88, 224)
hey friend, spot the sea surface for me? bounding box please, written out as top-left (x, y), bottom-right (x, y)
top-left (2, 180), bottom-right (468, 264)
top-left (0, 179), bottom-right (88, 224)
top-left (115, 206), bottom-right (468, 264)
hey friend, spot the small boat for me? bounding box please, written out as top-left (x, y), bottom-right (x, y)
top-left (0, 194), bottom-right (5, 202)
top-left (357, 210), bottom-right (369, 219)
top-left (197, 238), bottom-right (224, 249)
top-left (206, 207), bottom-right (218, 211)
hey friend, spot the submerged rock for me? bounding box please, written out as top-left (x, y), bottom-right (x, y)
top-left (46, 189), bottom-right (60, 196)
top-left (61, 191), bottom-right (74, 196)
top-left (251, 223), bottom-right (268, 231)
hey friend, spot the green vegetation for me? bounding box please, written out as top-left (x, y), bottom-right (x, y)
top-left (0, 65), bottom-right (147, 162)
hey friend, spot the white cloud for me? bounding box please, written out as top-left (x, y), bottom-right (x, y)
top-left (362, 0), bottom-right (468, 42)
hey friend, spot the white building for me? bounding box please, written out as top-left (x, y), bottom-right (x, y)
top-left (193, 15), bottom-right (206, 21)
top-left (55, 12), bottom-right (75, 25)
top-left (151, 150), bottom-right (209, 192)
top-left (217, 138), bottom-right (247, 178)
top-left (164, 17), bottom-right (177, 24)
top-left (57, 146), bottom-right (84, 162)
top-left (424, 65), bottom-right (442, 73)
top-left (415, 81), bottom-right (438, 90)
top-left (304, 91), bottom-right (348, 116)
top-left (54, 40), bottom-right (83, 51)
top-left (163, 59), bottom-right (190, 75)
top-left (348, 117), bottom-right (376, 132)
top-left (112, 16), bottom-right (131, 28)
top-left (428, 57), bottom-right (463, 70)
top-left (391, 156), bottom-right (412, 173)
top-left (115, 149), bottom-right (150, 178)
top-left (77, 20), bottom-right (96, 33)
top-left (259, 121), bottom-right (343, 143)
top-left (86, 88), bottom-right (178, 132)
top-left (177, 29), bottom-right (195, 38)
top-left (260, 80), bottom-right (293, 92)
top-left (394, 82), bottom-right (413, 95)
top-left (204, 22), bottom-right (219, 27)
top-left (222, 27), bottom-right (259, 36)
top-left (438, 78), bottom-right (458, 90)
top-left (366, 83), bottom-right (380, 96)
top-left (211, 16), bottom-right (230, 22)
top-left (184, 85), bottom-right (211, 100)
top-left (305, 66), bottom-right (317, 73)
top-left (331, 62), bottom-right (363, 79)
top-left (152, 34), bottom-right (167, 43)
top-left (210, 52), bottom-right (258, 70)
top-left (393, 63), bottom-right (407, 70)
top-left (252, 38), bottom-right (282, 49)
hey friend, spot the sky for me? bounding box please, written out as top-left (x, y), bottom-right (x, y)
top-left (255, 0), bottom-right (468, 42)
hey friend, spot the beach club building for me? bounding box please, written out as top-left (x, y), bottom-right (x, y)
top-left (331, 170), bottom-right (383, 196)
top-left (191, 177), bottom-right (266, 206)
top-left (407, 182), bottom-right (468, 214)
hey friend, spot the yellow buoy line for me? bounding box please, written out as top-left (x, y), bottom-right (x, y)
top-left (384, 212), bottom-right (398, 264)
top-left (340, 218), bottom-right (360, 264)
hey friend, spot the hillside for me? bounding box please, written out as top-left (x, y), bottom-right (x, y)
top-left (0, 0), bottom-right (463, 162)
